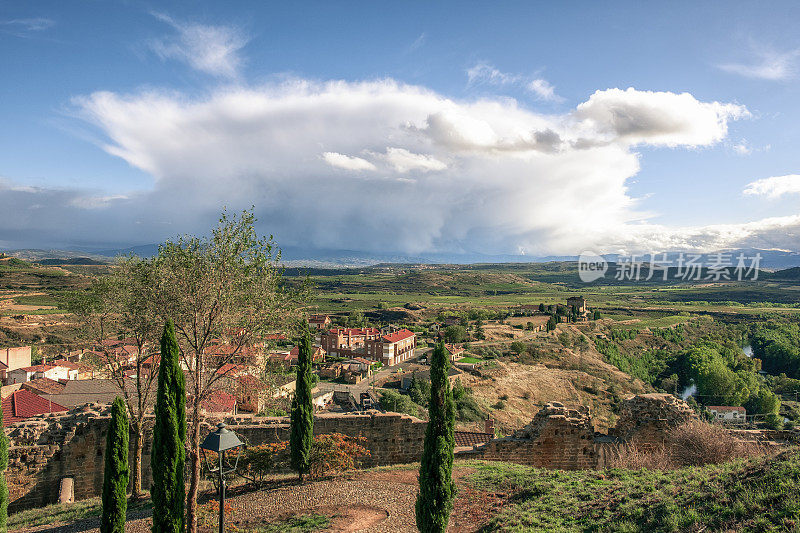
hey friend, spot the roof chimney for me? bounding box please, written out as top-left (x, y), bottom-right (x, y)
top-left (485, 415), bottom-right (495, 436)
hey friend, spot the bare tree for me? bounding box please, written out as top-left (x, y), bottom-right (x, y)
top-left (67, 257), bottom-right (161, 498)
top-left (150, 209), bottom-right (305, 533)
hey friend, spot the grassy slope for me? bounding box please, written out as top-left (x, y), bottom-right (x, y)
top-left (469, 450), bottom-right (800, 532)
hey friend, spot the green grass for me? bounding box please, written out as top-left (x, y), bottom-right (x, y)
top-left (468, 449), bottom-right (800, 532)
top-left (12, 294), bottom-right (60, 307)
top-left (8, 497), bottom-right (152, 529)
top-left (9, 499), bottom-right (102, 529)
top-left (248, 513), bottom-right (330, 532)
top-left (457, 356), bottom-right (483, 364)
top-left (0, 309), bottom-right (65, 316)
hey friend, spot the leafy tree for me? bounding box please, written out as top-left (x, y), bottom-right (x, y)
top-left (538, 303), bottom-right (545, 313)
top-left (101, 397), bottom-right (129, 533)
top-left (151, 321), bottom-right (186, 533)
top-left (148, 209), bottom-right (304, 533)
top-left (408, 373), bottom-right (431, 407)
top-left (510, 341), bottom-right (526, 355)
top-left (0, 386), bottom-right (8, 531)
top-left (308, 434), bottom-right (371, 478)
top-left (451, 380), bottom-right (485, 422)
top-left (765, 413), bottom-right (784, 430)
top-left (686, 343), bottom-right (754, 406)
top-left (593, 310), bottom-right (602, 320)
top-left (443, 325), bottom-right (467, 344)
top-left (290, 332), bottom-right (314, 482)
top-left (750, 320), bottom-right (800, 378)
top-left (746, 388), bottom-right (781, 420)
top-left (416, 343), bottom-right (456, 532)
top-left (347, 311), bottom-right (365, 327)
top-left (66, 257), bottom-right (161, 497)
top-left (379, 389), bottom-right (422, 417)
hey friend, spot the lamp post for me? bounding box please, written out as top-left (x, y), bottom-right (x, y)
top-left (200, 423), bottom-right (244, 533)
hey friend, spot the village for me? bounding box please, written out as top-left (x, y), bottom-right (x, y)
top-left (0, 297), bottom-right (597, 426)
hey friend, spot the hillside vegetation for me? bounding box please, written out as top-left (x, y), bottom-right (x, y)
top-left (470, 449), bottom-right (800, 532)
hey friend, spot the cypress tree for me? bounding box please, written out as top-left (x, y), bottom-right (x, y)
top-left (415, 342), bottom-right (456, 533)
top-left (152, 320), bottom-right (186, 533)
top-left (0, 387), bottom-right (8, 531)
top-left (101, 397), bottom-right (129, 533)
top-left (290, 330), bottom-right (314, 481)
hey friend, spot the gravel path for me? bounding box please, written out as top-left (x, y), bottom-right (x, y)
top-left (17, 479), bottom-right (417, 533)
top-left (227, 479), bottom-right (417, 532)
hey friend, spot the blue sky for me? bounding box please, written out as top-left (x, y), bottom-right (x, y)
top-left (1, 1), bottom-right (799, 255)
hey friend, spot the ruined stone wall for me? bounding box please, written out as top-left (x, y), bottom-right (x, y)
top-left (612, 393), bottom-right (698, 441)
top-left (467, 403), bottom-right (611, 469)
top-left (460, 395), bottom-right (701, 470)
top-left (226, 412), bottom-right (427, 468)
top-left (5, 407), bottom-right (425, 511)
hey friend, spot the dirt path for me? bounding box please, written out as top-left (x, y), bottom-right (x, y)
top-left (15, 468), bottom-right (493, 533)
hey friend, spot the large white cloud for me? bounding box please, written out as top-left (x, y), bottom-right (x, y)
top-left (574, 88), bottom-right (749, 147)
top-left (743, 174), bottom-right (800, 199)
top-left (2, 79), bottom-right (783, 256)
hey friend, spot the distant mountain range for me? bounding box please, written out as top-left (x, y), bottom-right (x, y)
top-left (4, 246), bottom-right (800, 271)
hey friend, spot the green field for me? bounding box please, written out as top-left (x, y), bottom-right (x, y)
top-left (283, 263), bottom-right (800, 320)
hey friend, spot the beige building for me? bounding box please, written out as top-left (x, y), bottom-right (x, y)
top-left (365, 329), bottom-right (416, 366)
top-left (0, 346), bottom-right (32, 384)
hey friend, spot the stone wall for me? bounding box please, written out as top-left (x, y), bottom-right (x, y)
top-left (5, 407), bottom-right (425, 511)
top-left (612, 393), bottom-right (698, 441)
top-left (460, 394), bottom-right (700, 470)
top-left (7, 393), bottom-right (778, 511)
top-left (469, 403), bottom-right (610, 469)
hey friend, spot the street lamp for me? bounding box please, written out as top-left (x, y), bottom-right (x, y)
top-left (200, 423), bottom-right (244, 533)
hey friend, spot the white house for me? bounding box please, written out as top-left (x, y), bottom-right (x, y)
top-left (6, 364), bottom-right (78, 384)
top-left (707, 405), bottom-right (746, 424)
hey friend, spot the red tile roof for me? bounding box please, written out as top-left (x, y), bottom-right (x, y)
top-left (22, 378), bottom-right (66, 395)
top-left (327, 328), bottom-right (380, 336)
top-left (51, 359), bottom-right (93, 372)
top-left (201, 391), bottom-right (237, 413)
top-left (444, 344), bottom-right (464, 355)
top-left (236, 374), bottom-right (267, 391)
top-left (2, 390), bottom-right (68, 426)
top-left (263, 333), bottom-right (287, 341)
top-left (269, 351), bottom-right (294, 363)
top-left (216, 363), bottom-right (245, 376)
top-left (381, 329), bottom-right (415, 344)
top-left (141, 354), bottom-right (160, 366)
top-left (454, 431), bottom-right (493, 447)
top-left (18, 365), bottom-right (55, 373)
top-left (708, 406), bottom-right (746, 413)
